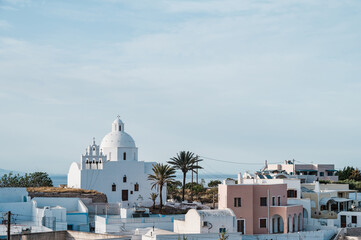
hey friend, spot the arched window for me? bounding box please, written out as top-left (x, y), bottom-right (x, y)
top-left (112, 183), bottom-right (116, 192)
top-left (99, 159), bottom-right (102, 163)
top-left (123, 152), bottom-right (126, 160)
top-left (134, 183), bottom-right (139, 191)
top-left (123, 175), bottom-right (127, 183)
top-left (119, 125), bottom-right (121, 131)
top-left (86, 159), bottom-right (89, 164)
top-left (93, 147), bottom-right (96, 151)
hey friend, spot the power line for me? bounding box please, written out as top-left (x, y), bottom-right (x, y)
top-left (200, 155), bottom-right (264, 165)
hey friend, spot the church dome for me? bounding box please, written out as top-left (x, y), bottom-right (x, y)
top-left (100, 131), bottom-right (136, 148)
top-left (100, 117), bottom-right (136, 149)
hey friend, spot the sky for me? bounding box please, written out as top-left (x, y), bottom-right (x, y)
top-left (0, 0), bottom-right (361, 175)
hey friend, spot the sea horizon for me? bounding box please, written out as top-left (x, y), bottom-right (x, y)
top-left (50, 173), bottom-right (238, 187)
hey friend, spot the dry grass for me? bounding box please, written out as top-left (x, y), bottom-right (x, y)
top-left (27, 187), bottom-right (104, 195)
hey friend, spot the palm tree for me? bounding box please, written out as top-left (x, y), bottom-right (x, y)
top-left (149, 193), bottom-right (159, 209)
top-left (168, 151), bottom-right (203, 201)
top-left (148, 163), bottom-right (176, 212)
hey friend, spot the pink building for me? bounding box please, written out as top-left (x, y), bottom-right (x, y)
top-left (218, 181), bottom-right (303, 235)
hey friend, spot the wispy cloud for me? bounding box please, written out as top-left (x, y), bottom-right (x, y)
top-left (0, 20), bottom-right (11, 29)
top-left (1, 0), bottom-right (361, 173)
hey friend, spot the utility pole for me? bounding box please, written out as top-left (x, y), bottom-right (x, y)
top-left (191, 167), bottom-right (194, 201)
top-left (7, 211), bottom-right (11, 240)
top-left (196, 161), bottom-right (198, 185)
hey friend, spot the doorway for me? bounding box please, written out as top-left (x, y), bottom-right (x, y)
top-left (237, 219), bottom-right (245, 234)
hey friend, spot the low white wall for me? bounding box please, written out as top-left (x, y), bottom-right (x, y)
top-left (0, 188), bottom-right (28, 203)
top-left (33, 197), bottom-right (79, 211)
top-left (95, 215), bottom-right (184, 234)
top-left (0, 202), bottom-right (33, 221)
top-left (143, 229), bottom-right (337, 240)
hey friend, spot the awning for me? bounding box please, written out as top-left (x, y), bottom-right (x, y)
top-left (326, 169), bottom-right (338, 172)
top-left (332, 198), bottom-right (352, 203)
top-left (320, 197), bottom-right (352, 205)
top-left (297, 169), bottom-right (317, 172)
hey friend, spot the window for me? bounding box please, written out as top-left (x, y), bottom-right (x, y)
top-left (134, 183), bottom-right (139, 191)
top-left (123, 152), bottom-right (126, 160)
top-left (260, 197), bottom-right (267, 206)
top-left (119, 125), bottom-right (121, 131)
top-left (122, 190), bottom-right (128, 201)
top-left (67, 225), bottom-right (73, 230)
top-left (219, 228), bottom-right (226, 233)
top-left (320, 172), bottom-right (324, 177)
top-left (327, 171), bottom-right (333, 176)
top-left (352, 216), bottom-right (357, 224)
top-left (287, 190), bottom-right (297, 198)
top-left (234, 197), bottom-right (241, 207)
top-left (130, 191), bottom-right (133, 194)
top-left (112, 183), bottom-right (116, 192)
top-left (272, 196), bottom-right (276, 206)
top-left (259, 219), bottom-right (267, 228)
top-left (109, 152), bottom-right (111, 160)
top-left (123, 175), bottom-right (127, 183)
top-left (278, 196), bottom-right (281, 206)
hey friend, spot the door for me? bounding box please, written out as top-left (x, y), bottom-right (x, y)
top-left (237, 219), bottom-right (245, 234)
top-left (341, 215), bottom-right (346, 228)
top-left (122, 190), bottom-right (129, 201)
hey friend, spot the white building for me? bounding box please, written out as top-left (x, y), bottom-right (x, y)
top-left (0, 188), bottom-right (88, 237)
top-left (173, 209), bottom-right (236, 234)
top-left (68, 117), bottom-right (164, 207)
top-left (33, 197), bottom-right (89, 231)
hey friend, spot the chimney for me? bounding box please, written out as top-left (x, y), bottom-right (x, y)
top-left (237, 172), bottom-right (242, 184)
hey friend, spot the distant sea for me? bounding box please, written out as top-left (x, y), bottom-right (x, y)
top-left (50, 174), bottom-right (238, 187)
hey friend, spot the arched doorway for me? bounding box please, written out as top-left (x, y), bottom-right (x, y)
top-left (288, 215), bottom-right (293, 233)
top-left (303, 208), bottom-right (309, 225)
top-left (293, 214), bottom-right (297, 232)
top-left (271, 214), bottom-right (284, 233)
top-left (298, 213), bottom-right (303, 231)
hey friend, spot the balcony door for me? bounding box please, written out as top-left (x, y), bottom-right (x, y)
top-left (237, 219), bottom-right (245, 234)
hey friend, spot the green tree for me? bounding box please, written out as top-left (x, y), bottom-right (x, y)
top-left (148, 163), bottom-right (176, 212)
top-left (0, 172), bottom-right (53, 187)
top-left (168, 151), bottom-right (203, 201)
top-left (167, 180), bottom-right (182, 200)
top-left (338, 166), bottom-right (355, 180)
top-left (149, 193), bottom-right (159, 209)
top-left (27, 172), bottom-right (53, 187)
top-left (208, 180), bottom-right (221, 188)
top-left (349, 168), bottom-right (361, 181)
top-left (219, 231), bottom-right (229, 240)
top-left (0, 172), bottom-right (22, 187)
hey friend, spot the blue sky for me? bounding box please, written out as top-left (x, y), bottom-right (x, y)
top-left (0, 0), bottom-right (361, 175)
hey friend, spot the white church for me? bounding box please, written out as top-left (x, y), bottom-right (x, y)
top-left (67, 117), bottom-right (165, 207)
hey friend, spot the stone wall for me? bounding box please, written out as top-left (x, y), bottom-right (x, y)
top-left (28, 191), bottom-right (107, 203)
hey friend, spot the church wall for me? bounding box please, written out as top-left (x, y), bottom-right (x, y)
top-left (68, 162), bottom-right (81, 188)
top-left (79, 160), bottom-right (165, 206)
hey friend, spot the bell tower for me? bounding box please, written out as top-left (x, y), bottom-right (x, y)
top-left (112, 115), bottom-right (125, 132)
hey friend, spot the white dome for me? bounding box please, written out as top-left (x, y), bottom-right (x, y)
top-left (100, 131), bottom-right (136, 148)
top-left (113, 117), bottom-right (123, 125)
